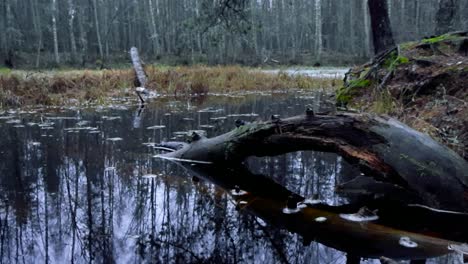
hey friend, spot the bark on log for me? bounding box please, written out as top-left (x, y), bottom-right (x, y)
top-left (160, 113), bottom-right (468, 212)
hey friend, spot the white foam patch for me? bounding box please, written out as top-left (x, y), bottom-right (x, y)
top-left (227, 113), bottom-right (259, 117)
top-left (339, 213), bottom-right (379, 222)
top-left (302, 199), bottom-right (322, 205)
top-left (142, 174), bottom-right (158, 179)
top-left (102, 116), bottom-right (121, 120)
top-left (107, 137), bottom-right (123, 141)
top-left (6, 119), bottom-right (21, 124)
top-left (238, 201), bottom-right (248, 205)
top-left (231, 189), bottom-right (248, 196)
top-left (399, 237), bottom-right (418, 248)
top-left (282, 207), bottom-right (301, 214)
top-left (38, 122), bottom-right (54, 127)
top-left (315, 217), bottom-right (327, 223)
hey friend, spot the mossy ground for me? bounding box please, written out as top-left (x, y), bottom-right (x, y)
top-left (337, 31), bottom-right (468, 159)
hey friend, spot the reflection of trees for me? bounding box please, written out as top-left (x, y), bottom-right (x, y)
top-left (0, 95), bottom-right (464, 263)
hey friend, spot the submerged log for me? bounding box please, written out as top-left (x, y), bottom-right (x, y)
top-left (177, 163), bottom-right (467, 261)
top-left (160, 112), bottom-right (468, 212)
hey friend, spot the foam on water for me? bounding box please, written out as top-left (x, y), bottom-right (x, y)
top-left (107, 137), bottom-right (123, 141)
top-left (339, 213), bottom-right (378, 222)
top-left (399, 237), bottom-right (418, 248)
top-left (315, 217), bottom-right (327, 223)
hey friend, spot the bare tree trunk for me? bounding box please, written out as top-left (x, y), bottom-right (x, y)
top-left (31, 0), bottom-right (43, 67)
top-left (435, 0), bottom-right (458, 35)
top-left (314, 0), bottom-right (322, 60)
top-left (68, 0), bottom-right (77, 63)
top-left (148, 0), bottom-right (159, 55)
top-left (0, 0), bottom-right (7, 61)
top-left (91, 0), bottom-right (104, 60)
top-left (368, 0), bottom-right (396, 55)
top-left (77, 5), bottom-right (87, 66)
top-left (52, 0), bottom-right (60, 64)
top-left (362, 0), bottom-right (371, 57)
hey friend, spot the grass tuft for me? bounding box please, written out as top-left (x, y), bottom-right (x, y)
top-left (0, 66), bottom-right (341, 108)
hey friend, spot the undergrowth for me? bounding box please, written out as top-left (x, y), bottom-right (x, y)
top-left (0, 66), bottom-right (341, 108)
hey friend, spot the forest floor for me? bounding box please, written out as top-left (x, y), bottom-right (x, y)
top-left (338, 31), bottom-right (468, 160)
top-left (0, 65), bottom-right (341, 108)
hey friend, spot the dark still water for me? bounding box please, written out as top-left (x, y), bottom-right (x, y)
top-left (0, 92), bottom-right (464, 264)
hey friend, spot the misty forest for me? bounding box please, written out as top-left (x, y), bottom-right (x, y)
top-left (0, 0), bottom-right (468, 264)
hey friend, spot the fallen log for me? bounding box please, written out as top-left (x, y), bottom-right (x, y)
top-left (160, 112), bottom-right (468, 212)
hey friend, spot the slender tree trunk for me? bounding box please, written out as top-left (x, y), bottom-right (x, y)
top-left (52, 0), bottom-right (60, 64)
top-left (362, 0), bottom-right (371, 57)
top-left (415, 0), bottom-right (420, 37)
top-left (4, 0), bottom-right (13, 63)
top-left (77, 5), bottom-right (87, 66)
top-left (435, 0), bottom-right (458, 35)
top-left (314, 0), bottom-right (322, 60)
top-left (368, 0), bottom-right (396, 55)
top-left (148, 0), bottom-right (159, 55)
top-left (68, 0), bottom-right (77, 63)
top-left (250, 0), bottom-right (258, 59)
top-left (0, 0), bottom-right (7, 61)
top-left (31, 0), bottom-right (43, 67)
top-left (91, 0), bottom-right (104, 60)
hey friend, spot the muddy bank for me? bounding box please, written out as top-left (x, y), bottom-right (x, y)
top-left (338, 32), bottom-right (468, 160)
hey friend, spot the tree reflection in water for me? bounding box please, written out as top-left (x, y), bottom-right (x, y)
top-left (0, 94), bottom-right (464, 264)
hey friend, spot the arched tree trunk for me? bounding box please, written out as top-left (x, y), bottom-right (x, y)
top-left (159, 113), bottom-right (468, 212)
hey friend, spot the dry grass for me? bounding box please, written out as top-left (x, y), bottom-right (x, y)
top-left (0, 65), bottom-right (341, 108)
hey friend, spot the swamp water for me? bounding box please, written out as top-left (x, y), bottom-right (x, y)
top-left (0, 92), bottom-right (464, 264)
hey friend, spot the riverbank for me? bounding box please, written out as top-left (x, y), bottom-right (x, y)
top-left (338, 32), bottom-right (468, 160)
top-left (0, 66), bottom-right (344, 108)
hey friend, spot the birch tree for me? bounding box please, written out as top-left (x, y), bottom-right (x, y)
top-left (91, 0), bottom-right (104, 60)
top-left (314, 0), bottom-right (322, 60)
top-left (68, 0), bottom-right (77, 62)
top-left (52, 0), bottom-right (60, 64)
